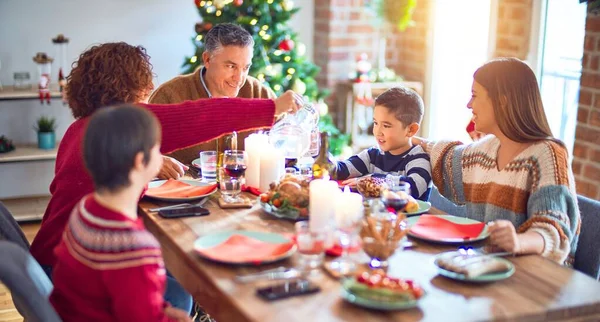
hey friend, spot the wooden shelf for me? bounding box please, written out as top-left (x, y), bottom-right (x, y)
top-left (0, 144), bottom-right (58, 163)
top-left (0, 85), bottom-right (62, 101)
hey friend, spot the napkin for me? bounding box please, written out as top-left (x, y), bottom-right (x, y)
top-left (196, 234), bottom-right (294, 264)
top-left (146, 179), bottom-right (217, 198)
top-left (410, 215), bottom-right (485, 240)
top-left (241, 185), bottom-right (262, 196)
top-left (436, 255), bottom-right (511, 278)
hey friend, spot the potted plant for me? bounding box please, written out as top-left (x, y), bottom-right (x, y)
top-left (34, 115), bottom-right (57, 149)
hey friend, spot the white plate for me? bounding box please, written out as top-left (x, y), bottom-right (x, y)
top-left (406, 215), bottom-right (489, 244)
top-left (145, 179), bottom-right (217, 202)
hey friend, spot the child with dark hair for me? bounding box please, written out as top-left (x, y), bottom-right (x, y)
top-left (50, 105), bottom-right (191, 322)
top-left (337, 87), bottom-right (432, 201)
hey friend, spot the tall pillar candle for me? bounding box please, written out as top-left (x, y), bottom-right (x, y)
top-left (259, 144), bottom-right (285, 192)
top-left (244, 134), bottom-right (265, 188)
top-left (309, 179), bottom-right (339, 232)
top-left (334, 187), bottom-right (364, 229)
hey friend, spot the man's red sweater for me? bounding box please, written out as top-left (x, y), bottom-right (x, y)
top-left (30, 98), bottom-right (275, 267)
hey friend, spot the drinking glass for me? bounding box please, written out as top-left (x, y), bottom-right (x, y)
top-left (199, 151), bottom-right (217, 182)
top-left (381, 181), bottom-right (411, 214)
top-left (326, 195), bottom-right (364, 276)
top-left (219, 150), bottom-right (248, 203)
top-left (295, 221), bottom-right (326, 271)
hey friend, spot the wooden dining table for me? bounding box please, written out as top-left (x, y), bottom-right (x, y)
top-left (139, 191), bottom-right (600, 322)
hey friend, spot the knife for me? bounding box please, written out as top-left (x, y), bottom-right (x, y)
top-left (149, 197), bottom-right (208, 212)
top-left (235, 267), bottom-right (301, 283)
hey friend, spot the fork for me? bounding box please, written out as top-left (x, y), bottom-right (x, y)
top-left (149, 198), bottom-right (208, 212)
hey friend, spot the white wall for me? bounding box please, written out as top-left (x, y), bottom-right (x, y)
top-left (0, 0), bottom-right (314, 143)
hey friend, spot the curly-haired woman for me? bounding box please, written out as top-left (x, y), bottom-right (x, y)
top-left (29, 42), bottom-right (300, 317)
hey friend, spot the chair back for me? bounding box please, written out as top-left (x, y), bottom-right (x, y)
top-left (0, 202), bottom-right (30, 250)
top-left (574, 195), bottom-right (600, 280)
top-left (0, 241), bottom-right (60, 322)
top-left (429, 186), bottom-right (467, 217)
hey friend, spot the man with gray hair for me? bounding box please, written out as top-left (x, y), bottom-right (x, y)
top-left (150, 23), bottom-right (277, 166)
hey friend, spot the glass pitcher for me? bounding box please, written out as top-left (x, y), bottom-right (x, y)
top-left (269, 102), bottom-right (319, 159)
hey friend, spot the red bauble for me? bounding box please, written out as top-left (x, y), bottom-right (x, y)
top-left (234, 0), bottom-right (243, 6)
top-left (278, 39), bottom-right (295, 51)
top-left (194, 0), bottom-right (201, 7)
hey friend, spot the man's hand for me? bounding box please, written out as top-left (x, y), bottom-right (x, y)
top-left (158, 156), bottom-right (188, 180)
top-left (164, 306), bottom-right (193, 322)
top-left (274, 90), bottom-right (303, 117)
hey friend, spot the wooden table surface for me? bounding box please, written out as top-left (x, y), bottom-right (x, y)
top-left (139, 192), bottom-right (600, 322)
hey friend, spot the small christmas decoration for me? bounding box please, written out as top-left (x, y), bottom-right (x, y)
top-left (278, 38), bottom-right (295, 52)
top-left (0, 135), bottom-right (15, 154)
top-left (52, 34), bottom-right (69, 104)
top-left (195, 22), bottom-right (213, 34)
top-left (234, 0), bottom-right (243, 6)
top-left (291, 78), bottom-right (306, 95)
top-left (281, 0), bottom-right (294, 11)
top-left (33, 52), bottom-right (53, 105)
top-left (354, 53), bottom-right (373, 106)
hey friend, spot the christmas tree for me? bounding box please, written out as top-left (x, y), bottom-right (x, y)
top-left (183, 0), bottom-right (349, 155)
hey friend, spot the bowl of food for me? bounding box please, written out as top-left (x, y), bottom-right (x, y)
top-left (341, 270), bottom-right (425, 311)
top-left (356, 176), bottom-right (386, 198)
top-left (258, 174), bottom-right (310, 220)
top-left (360, 213), bottom-right (408, 269)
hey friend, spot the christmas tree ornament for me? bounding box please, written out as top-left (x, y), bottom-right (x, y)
top-left (315, 99), bottom-right (329, 116)
top-left (296, 42), bottom-right (306, 56)
top-left (281, 0), bottom-right (294, 11)
top-left (234, 0), bottom-right (243, 6)
top-left (213, 0), bottom-right (228, 9)
top-left (291, 78), bottom-right (306, 95)
top-left (33, 53), bottom-right (53, 105)
top-left (272, 63), bottom-right (283, 75)
top-left (278, 38), bottom-right (295, 51)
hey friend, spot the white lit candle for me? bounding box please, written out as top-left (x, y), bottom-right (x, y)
top-left (309, 179), bottom-right (339, 232)
top-left (244, 133), bottom-right (267, 188)
top-left (334, 186), bottom-right (364, 229)
top-left (259, 144), bottom-right (285, 192)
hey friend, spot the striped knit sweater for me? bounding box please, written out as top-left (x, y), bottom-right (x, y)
top-left (335, 145), bottom-right (432, 201)
top-left (426, 135), bottom-right (580, 264)
top-left (50, 195), bottom-right (176, 322)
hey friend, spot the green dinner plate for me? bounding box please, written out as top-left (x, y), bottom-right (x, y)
top-left (399, 200), bottom-right (432, 216)
top-left (340, 279), bottom-right (422, 311)
top-left (405, 215), bottom-right (489, 244)
top-left (193, 230), bottom-right (296, 265)
top-left (433, 251), bottom-right (515, 283)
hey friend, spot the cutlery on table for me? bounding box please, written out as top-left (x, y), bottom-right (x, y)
top-left (149, 198), bottom-right (208, 212)
top-left (235, 267), bottom-right (301, 283)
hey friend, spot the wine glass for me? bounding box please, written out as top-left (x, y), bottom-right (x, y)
top-left (381, 180), bottom-right (411, 215)
top-left (325, 191), bottom-right (364, 276)
top-left (219, 150), bottom-right (248, 203)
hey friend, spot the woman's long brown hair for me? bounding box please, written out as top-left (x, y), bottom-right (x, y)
top-left (473, 57), bottom-right (565, 148)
